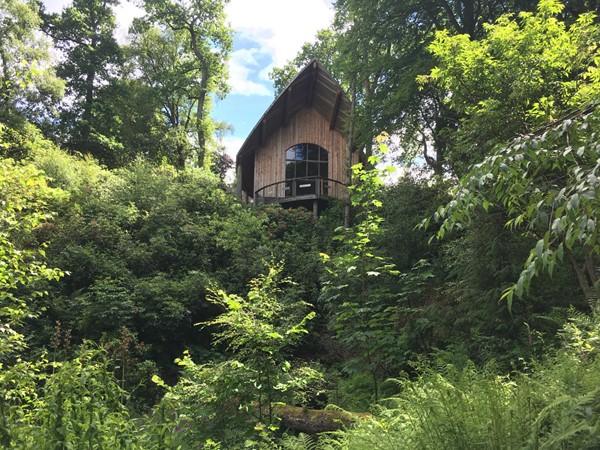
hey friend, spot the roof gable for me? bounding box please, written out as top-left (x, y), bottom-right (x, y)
top-left (236, 59), bottom-right (351, 165)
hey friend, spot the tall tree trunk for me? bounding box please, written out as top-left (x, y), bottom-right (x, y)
top-left (0, 49), bottom-right (10, 106)
top-left (82, 69), bottom-right (95, 145)
top-left (189, 26), bottom-right (209, 167)
top-left (461, 0), bottom-right (476, 37)
top-left (566, 246), bottom-right (596, 308)
top-left (584, 244), bottom-right (598, 286)
top-left (344, 84), bottom-right (356, 228)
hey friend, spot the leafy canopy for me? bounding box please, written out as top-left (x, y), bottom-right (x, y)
top-left (423, 0), bottom-right (600, 307)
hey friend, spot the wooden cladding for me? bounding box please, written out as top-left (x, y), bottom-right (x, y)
top-left (237, 60), bottom-right (353, 200)
top-left (253, 108), bottom-right (355, 199)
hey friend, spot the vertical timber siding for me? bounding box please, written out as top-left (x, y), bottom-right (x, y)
top-left (253, 108), bottom-right (353, 198)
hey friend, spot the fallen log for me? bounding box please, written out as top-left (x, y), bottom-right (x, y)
top-left (274, 404), bottom-right (370, 435)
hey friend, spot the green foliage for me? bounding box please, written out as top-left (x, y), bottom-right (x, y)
top-left (23, 146), bottom-right (336, 412)
top-left (328, 0), bottom-right (544, 173)
top-left (41, 0), bottom-right (122, 164)
top-left (378, 178), bottom-right (445, 271)
top-left (140, 0), bottom-right (233, 167)
top-left (26, 345), bottom-right (138, 449)
top-left (0, 158), bottom-right (64, 357)
top-left (79, 79), bottom-right (174, 167)
top-left (152, 355), bottom-right (258, 447)
top-left (261, 205), bottom-right (326, 308)
top-left (429, 104), bottom-right (599, 309)
top-left (23, 151), bottom-right (265, 393)
top-left (310, 317), bottom-right (600, 449)
top-left (423, 0), bottom-right (600, 308)
top-left (126, 23), bottom-right (207, 168)
top-left (0, 0), bottom-right (64, 129)
top-left (321, 133), bottom-right (400, 401)
top-left (153, 267), bottom-right (322, 447)
top-left (8, 2), bottom-right (600, 446)
top-left (0, 159), bottom-right (140, 449)
top-left (421, 0), bottom-right (600, 174)
top-left (206, 264), bottom-right (316, 424)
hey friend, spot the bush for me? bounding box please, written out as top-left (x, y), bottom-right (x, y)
top-left (303, 312), bottom-right (600, 449)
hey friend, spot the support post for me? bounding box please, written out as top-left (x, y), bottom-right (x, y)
top-left (236, 163), bottom-right (243, 202)
top-left (344, 84), bottom-right (357, 228)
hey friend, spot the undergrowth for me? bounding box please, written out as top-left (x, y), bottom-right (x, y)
top-left (289, 312), bottom-right (600, 450)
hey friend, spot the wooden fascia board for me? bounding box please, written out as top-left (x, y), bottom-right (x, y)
top-left (330, 90), bottom-right (342, 130)
top-left (307, 61), bottom-right (318, 108)
top-left (259, 119), bottom-right (267, 146)
top-left (282, 87), bottom-right (291, 128)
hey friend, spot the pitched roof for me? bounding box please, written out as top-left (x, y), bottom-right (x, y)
top-left (236, 59), bottom-right (351, 195)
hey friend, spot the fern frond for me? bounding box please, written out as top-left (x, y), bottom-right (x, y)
top-left (299, 432), bottom-right (317, 450)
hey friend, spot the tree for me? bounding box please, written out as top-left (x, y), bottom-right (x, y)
top-left (41, 0), bottom-right (122, 164)
top-left (0, 0), bottom-right (64, 120)
top-left (126, 24), bottom-right (205, 168)
top-left (207, 265), bottom-right (316, 425)
top-left (149, 266), bottom-right (321, 447)
top-left (419, 0), bottom-right (600, 174)
top-left (141, 0), bottom-right (232, 167)
top-left (425, 0), bottom-right (600, 306)
top-left (80, 77), bottom-right (173, 166)
top-left (0, 0), bottom-right (64, 157)
top-left (431, 105), bottom-right (600, 307)
top-left (330, 0), bottom-right (543, 175)
top-left (0, 154), bottom-right (65, 447)
top-left (0, 156), bottom-right (64, 357)
top-left (321, 134), bottom-right (400, 401)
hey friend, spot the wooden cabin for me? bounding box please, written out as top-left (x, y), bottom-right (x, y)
top-left (236, 59), bottom-right (356, 214)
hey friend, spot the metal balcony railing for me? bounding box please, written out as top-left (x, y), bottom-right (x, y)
top-left (254, 177), bottom-right (347, 205)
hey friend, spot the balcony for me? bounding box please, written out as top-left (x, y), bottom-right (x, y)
top-left (254, 177), bottom-right (347, 206)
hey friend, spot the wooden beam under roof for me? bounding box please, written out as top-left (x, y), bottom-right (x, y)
top-left (330, 91), bottom-right (342, 130)
top-left (282, 87), bottom-right (292, 128)
top-left (260, 119), bottom-right (267, 146)
top-left (307, 61), bottom-right (318, 107)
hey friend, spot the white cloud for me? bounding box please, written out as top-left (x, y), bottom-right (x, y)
top-left (226, 0), bottom-right (334, 89)
top-left (221, 135), bottom-right (245, 161)
top-left (228, 49), bottom-right (272, 96)
top-left (42, 0), bottom-right (69, 13)
top-left (113, 2), bottom-right (145, 44)
top-left (226, 0), bottom-right (333, 66)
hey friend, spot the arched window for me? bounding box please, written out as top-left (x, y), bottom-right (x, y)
top-left (284, 143), bottom-right (328, 197)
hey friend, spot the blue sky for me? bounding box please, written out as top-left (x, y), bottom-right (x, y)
top-left (42, 0), bottom-right (335, 160)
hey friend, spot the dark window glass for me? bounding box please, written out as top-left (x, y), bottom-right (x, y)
top-left (307, 144), bottom-right (319, 161)
top-left (296, 161), bottom-right (306, 178)
top-left (319, 162), bottom-right (327, 177)
top-left (286, 162), bottom-right (295, 178)
top-left (320, 148), bottom-right (328, 161)
top-left (284, 144), bottom-right (329, 197)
